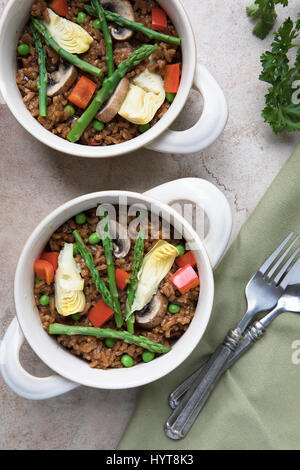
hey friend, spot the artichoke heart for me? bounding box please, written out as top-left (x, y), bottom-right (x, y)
top-left (46, 9), bottom-right (93, 54)
top-left (119, 69), bottom-right (166, 125)
top-left (55, 243), bottom-right (86, 317)
top-left (130, 240), bottom-right (179, 313)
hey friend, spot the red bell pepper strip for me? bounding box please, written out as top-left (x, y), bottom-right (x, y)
top-left (170, 265), bottom-right (200, 294)
top-left (115, 268), bottom-right (131, 291)
top-left (152, 8), bottom-right (167, 32)
top-left (34, 259), bottom-right (54, 285)
top-left (176, 251), bottom-right (197, 269)
top-left (50, 0), bottom-right (69, 17)
top-left (164, 64), bottom-right (180, 93)
top-left (41, 252), bottom-right (59, 271)
top-left (88, 299), bottom-right (115, 327)
top-left (68, 76), bottom-right (97, 109)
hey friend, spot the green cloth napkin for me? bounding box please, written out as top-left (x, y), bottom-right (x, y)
top-left (118, 144), bottom-right (300, 450)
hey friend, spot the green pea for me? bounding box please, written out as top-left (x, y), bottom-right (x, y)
top-left (168, 303), bottom-right (180, 314)
top-left (176, 245), bottom-right (185, 256)
top-left (75, 212), bottom-right (86, 225)
top-left (34, 276), bottom-right (41, 284)
top-left (166, 92), bottom-right (176, 103)
top-left (64, 105), bottom-right (75, 117)
top-left (71, 313), bottom-right (81, 321)
top-left (93, 120), bottom-right (105, 131)
top-left (138, 123), bottom-right (150, 133)
top-left (40, 295), bottom-right (50, 306)
top-left (18, 43), bottom-right (30, 56)
top-left (93, 19), bottom-right (101, 29)
top-left (77, 12), bottom-right (87, 24)
top-left (73, 243), bottom-right (79, 256)
top-left (105, 338), bottom-right (116, 348)
top-left (142, 351), bottom-right (155, 363)
top-left (121, 354), bottom-right (135, 368)
top-left (88, 232), bottom-right (100, 244)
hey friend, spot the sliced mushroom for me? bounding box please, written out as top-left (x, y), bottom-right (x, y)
top-left (135, 292), bottom-right (168, 329)
top-left (97, 78), bottom-right (129, 123)
top-left (100, 0), bottom-right (135, 40)
top-left (110, 219), bottom-right (131, 258)
top-left (47, 63), bottom-right (78, 97)
top-left (96, 216), bottom-right (131, 258)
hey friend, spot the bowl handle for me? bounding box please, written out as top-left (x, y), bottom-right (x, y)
top-left (0, 317), bottom-right (79, 400)
top-left (144, 178), bottom-right (232, 268)
top-left (145, 64), bottom-right (228, 154)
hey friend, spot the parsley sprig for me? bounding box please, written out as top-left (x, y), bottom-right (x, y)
top-left (260, 17), bottom-right (300, 133)
top-left (247, 0), bottom-right (288, 39)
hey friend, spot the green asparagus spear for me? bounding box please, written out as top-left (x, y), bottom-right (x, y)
top-left (91, 0), bottom-right (114, 77)
top-left (30, 22), bottom-right (48, 117)
top-left (49, 323), bottom-right (171, 354)
top-left (126, 230), bottom-right (144, 334)
top-left (67, 43), bottom-right (157, 143)
top-left (73, 230), bottom-right (114, 311)
top-left (31, 18), bottom-right (103, 78)
top-left (98, 211), bottom-right (123, 328)
top-left (85, 5), bottom-right (181, 46)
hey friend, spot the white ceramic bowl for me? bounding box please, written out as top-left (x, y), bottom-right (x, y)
top-left (0, 0), bottom-right (228, 157)
top-left (0, 178), bottom-right (232, 399)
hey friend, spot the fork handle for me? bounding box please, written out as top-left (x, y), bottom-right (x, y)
top-left (168, 345), bottom-right (223, 410)
top-left (169, 362), bottom-right (212, 410)
top-left (169, 322), bottom-right (266, 410)
top-left (165, 329), bottom-right (242, 440)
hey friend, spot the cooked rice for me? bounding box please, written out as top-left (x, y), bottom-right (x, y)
top-left (34, 207), bottom-right (199, 369)
top-left (16, 0), bottom-right (182, 146)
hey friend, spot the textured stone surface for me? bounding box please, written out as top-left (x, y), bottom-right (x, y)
top-left (0, 0), bottom-right (299, 450)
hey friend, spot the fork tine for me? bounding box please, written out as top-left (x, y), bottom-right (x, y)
top-left (274, 245), bottom-right (300, 286)
top-left (259, 232), bottom-right (295, 275)
top-left (265, 234), bottom-right (300, 281)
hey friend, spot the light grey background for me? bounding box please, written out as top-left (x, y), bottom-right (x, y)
top-left (0, 0), bottom-right (299, 450)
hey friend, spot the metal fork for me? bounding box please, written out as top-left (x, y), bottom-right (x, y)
top-left (219, 281), bottom-right (300, 376)
top-left (170, 251), bottom-right (300, 410)
top-left (169, 232), bottom-right (299, 410)
top-left (168, 281), bottom-right (300, 428)
top-left (169, 232), bottom-right (299, 409)
top-left (165, 232), bottom-right (300, 439)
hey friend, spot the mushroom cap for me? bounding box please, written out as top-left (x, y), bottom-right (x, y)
top-left (47, 63), bottom-right (78, 97)
top-left (110, 219), bottom-right (131, 258)
top-left (135, 292), bottom-right (168, 329)
top-left (95, 216), bottom-right (131, 259)
top-left (97, 77), bottom-right (129, 123)
top-left (100, 0), bottom-right (135, 40)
